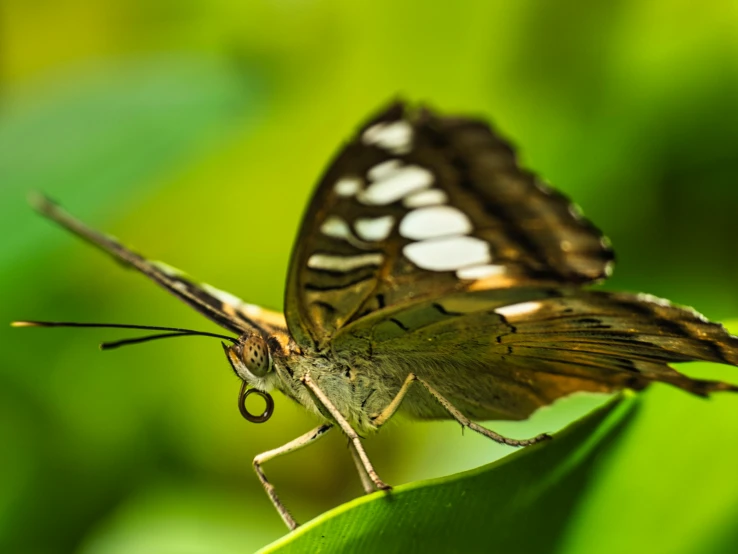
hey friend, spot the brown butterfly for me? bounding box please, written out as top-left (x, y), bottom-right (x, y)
top-left (14, 102), bottom-right (738, 530)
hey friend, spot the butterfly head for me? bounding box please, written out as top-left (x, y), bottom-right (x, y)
top-left (221, 332), bottom-right (278, 424)
top-left (223, 332), bottom-right (278, 418)
top-left (224, 332), bottom-right (274, 380)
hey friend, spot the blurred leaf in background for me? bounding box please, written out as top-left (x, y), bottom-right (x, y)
top-left (2, 0), bottom-right (738, 553)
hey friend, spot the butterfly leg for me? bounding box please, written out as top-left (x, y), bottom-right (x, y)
top-left (253, 423), bottom-right (333, 530)
top-left (370, 373), bottom-right (419, 427)
top-left (301, 373), bottom-right (392, 491)
top-left (416, 377), bottom-right (550, 446)
top-left (348, 441), bottom-right (377, 494)
top-left (372, 374), bottom-right (550, 447)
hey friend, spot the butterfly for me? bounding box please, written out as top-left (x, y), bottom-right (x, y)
top-left (14, 101), bottom-right (738, 530)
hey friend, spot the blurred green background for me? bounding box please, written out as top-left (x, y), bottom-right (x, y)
top-left (2, 1), bottom-right (738, 553)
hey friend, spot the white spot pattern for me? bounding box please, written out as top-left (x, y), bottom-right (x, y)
top-left (358, 162), bottom-right (433, 206)
top-left (355, 215), bottom-right (395, 242)
top-left (495, 301), bottom-right (542, 318)
top-left (568, 203), bottom-right (584, 221)
top-left (395, 179), bottom-right (498, 277)
top-left (456, 264), bottom-right (507, 280)
top-left (367, 159), bottom-right (403, 181)
top-left (152, 261), bottom-right (186, 277)
top-left (326, 150), bottom-right (504, 281)
top-left (334, 177), bottom-right (362, 197)
top-left (307, 253), bottom-right (383, 272)
top-left (319, 215), bottom-right (372, 248)
top-left (399, 205), bottom-right (472, 240)
top-left (604, 260), bottom-right (615, 277)
top-left (403, 189), bottom-right (448, 208)
top-left (202, 283), bottom-right (246, 308)
top-left (320, 215), bottom-right (353, 240)
top-left (240, 303), bottom-right (266, 317)
top-left (636, 293), bottom-right (672, 307)
top-left (403, 236), bottom-right (491, 271)
top-left (362, 120), bottom-right (413, 154)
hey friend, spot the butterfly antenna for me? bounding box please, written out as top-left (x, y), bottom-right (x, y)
top-left (11, 320), bottom-right (240, 349)
top-left (100, 331), bottom-right (219, 350)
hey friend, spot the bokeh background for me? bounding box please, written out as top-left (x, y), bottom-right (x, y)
top-left (2, 1), bottom-right (738, 553)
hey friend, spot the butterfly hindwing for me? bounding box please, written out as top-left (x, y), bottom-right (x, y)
top-left (285, 102), bottom-right (614, 350)
top-left (333, 290), bottom-right (738, 420)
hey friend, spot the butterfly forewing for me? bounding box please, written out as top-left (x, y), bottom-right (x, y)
top-left (31, 194), bottom-right (286, 336)
top-left (285, 102), bottom-right (614, 350)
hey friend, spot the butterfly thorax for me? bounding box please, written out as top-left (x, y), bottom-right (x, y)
top-left (274, 348), bottom-right (388, 434)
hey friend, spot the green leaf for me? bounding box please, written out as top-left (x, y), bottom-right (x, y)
top-left (259, 392), bottom-right (637, 554)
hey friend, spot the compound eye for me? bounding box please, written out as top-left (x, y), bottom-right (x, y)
top-left (241, 335), bottom-right (271, 377)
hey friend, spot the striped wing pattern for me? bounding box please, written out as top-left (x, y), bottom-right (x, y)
top-left (285, 102), bottom-right (614, 350)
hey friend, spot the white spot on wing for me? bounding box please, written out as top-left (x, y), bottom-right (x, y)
top-left (335, 177), bottom-right (362, 197)
top-left (240, 303), bottom-right (264, 317)
top-left (400, 205), bottom-right (473, 240)
top-left (321, 216), bottom-right (353, 240)
top-left (359, 164), bottom-right (433, 205)
top-left (320, 215), bottom-right (371, 248)
top-left (362, 120), bottom-right (413, 154)
top-left (403, 236), bottom-right (490, 271)
top-left (604, 260), bottom-right (615, 277)
top-left (355, 215), bottom-right (395, 242)
top-left (568, 203), bottom-right (584, 221)
top-left (495, 301), bottom-right (541, 318)
top-left (152, 261), bottom-right (186, 277)
top-left (456, 264), bottom-right (507, 280)
top-left (403, 188), bottom-right (448, 208)
top-left (636, 293), bottom-right (672, 307)
top-left (367, 159), bottom-right (403, 182)
top-left (307, 253), bottom-right (383, 272)
top-left (535, 180), bottom-right (553, 194)
top-left (202, 283), bottom-right (245, 307)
